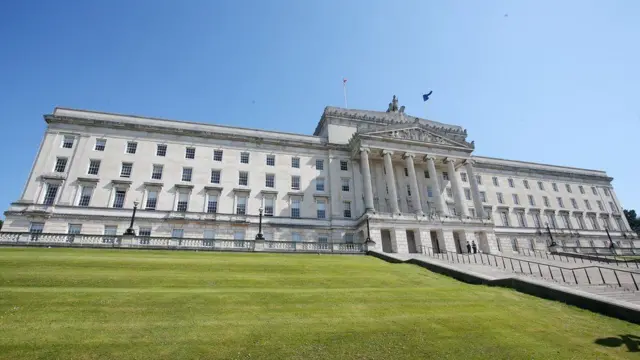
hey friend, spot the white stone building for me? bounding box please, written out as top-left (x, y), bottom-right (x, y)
top-left (2, 97), bottom-right (638, 254)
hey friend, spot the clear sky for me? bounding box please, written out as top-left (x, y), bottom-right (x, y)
top-left (1, 0), bottom-right (639, 218)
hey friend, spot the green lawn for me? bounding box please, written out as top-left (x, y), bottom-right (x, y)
top-left (0, 248), bottom-right (638, 359)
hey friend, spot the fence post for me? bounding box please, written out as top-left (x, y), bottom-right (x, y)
top-left (598, 267), bottom-right (605, 284)
top-left (500, 256), bottom-right (505, 268)
top-left (584, 268), bottom-right (591, 284)
top-left (613, 270), bottom-right (621, 287)
top-left (571, 269), bottom-right (577, 284)
top-left (538, 264), bottom-right (543, 277)
top-left (632, 273), bottom-right (639, 291)
top-left (549, 265), bottom-right (554, 280)
top-left (527, 262), bottom-right (532, 274)
top-left (560, 268), bottom-right (566, 282)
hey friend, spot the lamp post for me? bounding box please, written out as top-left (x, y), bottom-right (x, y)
top-left (124, 201), bottom-right (139, 236)
top-left (605, 226), bottom-right (615, 249)
top-left (255, 207), bottom-right (264, 240)
top-left (546, 222), bottom-right (557, 247)
top-left (366, 217), bottom-right (371, 242)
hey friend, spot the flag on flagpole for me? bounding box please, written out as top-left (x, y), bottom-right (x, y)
top-left (343, 78), bottom-right (348, 108)
top-left (422, 91), bottom-right (433, 102)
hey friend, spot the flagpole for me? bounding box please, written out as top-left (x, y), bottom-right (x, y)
top-left (343, 78), bottom-right (348, 108)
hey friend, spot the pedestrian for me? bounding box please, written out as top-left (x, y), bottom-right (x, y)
top-left (466, 241), bottom-right (471, 254)
top-left (472, 241), bottom-right (477, 254)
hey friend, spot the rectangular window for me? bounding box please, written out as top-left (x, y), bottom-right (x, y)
top-left (512, 194), bottom-right (520, 205)
top-left (264, 197), bottom-right (274, 216)
top-left (557, 197), bottom-right (564, 208)
top-left (156, 144), bottom-right (167, 156)
top-left (546, 213), bottom-right (557, 228)
top-left (443, 172), bottom-right (449, 181)
top-left (561, 213), bottom-right (571, 228)
top-left (616, 217), bottom-right (626, 231)
top-left (292, 232), bottom-right (301, 242)
top-left (476, 175), bottom-right (482, 185)
top-left (94, 139), bottom-right (106, 151)
top-left (597, 200), bottom-right (604, 211)
top-left (523, 179), bottom-right (529, 189)
top-left (464, 188), bottom-right (471, 200)
top-left (341, 178), bottom-right (350, 192)
top-left (43, 184), bottom-right (59, 205)
top-left (315, 159), bottom-right (324, 170)
top-left (213, 149), bottom-right (223, 161)
top-left (584, 199), bottom-right (591, 210)
top-left (508, 178), bottom-right (514, 188)
top-left (511, 239), bottom-right (518, 252)
top-left (484, 206), bottom-right (492, 220)
top-left (291, 198), bottom-right (301, 218)
top-left (497, 192), bottom-right (504, 204)
top-left (316, 177), bottom-right (325, 192)
top-left (120, 162), bottom-right (133, 178)
top-left (404, 168), bottom-right (409, 177)
top-left (240, 152), bottom-right (250, 164)
top-left (344, 233), bottom-right (354, 243)
top-left (185, 147), bottom-right (195, 159)
top-left (543, 196), bottom-right (550, 207)
top-left (139, 228), bottom-right (152, 237)
top-left (604, 188), bottom-right (610, 197)
top-left (427, 186), bottom-right (433, 197)
top-left (266, 155), bottom-right (275, 166)
top-left (54, 157), bottom-right (67, 173)
top-left (234, 231), bottom-right (245, 241)
top-left (113, 190), bottom-right (126, 208)
top-left (78, 186), bottom-right (94, 207)
top-left (552, 183), bottom-right (558, 192)
top-left (500, 211), bottom-right (510, 226)
top-left (469, 208), bottom-right (476, 218)
top-left (291, 175), bottom-right (300, 190)
top-left (145, 190), bottom-right (158, 210)
top-left (424, 170), bottom-right (430, 178)
top-left (532, 212), bottom-right (542, 228)
top-left (343, 201), bottom-right (352, 218)
top-left (446, 188), bottom-right (453, 198)
top-left (406, 184), bottom-right (411, 196)
top-left (571, 198), bottom-right (578, 209)
top-left (171, 229), bottom-right (184, 239)
top-left (579, 185), bottom-right (585, 194)
top-left (516, 212), bottom-right (526, 227)
top-left (291, 157), bottom-right (300, 168)
top-left (460, 172), bottom-right (468, 182)
top-left (588, 215), bottom-right (599, 230)
top-left (565, 184), bottom-right (572, 193)
top-left (602, 216), bottom-right (611, 230)
top-left (181, 167), bottom-right (193, 182)
top-left (151, 164), bottom-right (163, 180)
top-left (316, 199), bottom-right (326, 219)
top-left (538, 181), bottom-right (544, 190)
top-left (318, 235), bottom-right (328, 243)
top-left (340, 160), bottom-right (348, 171)
top-left (210, 170), bottom-right (221, 184)
top-left (480, 191), bottom-right (487, 202)
top-left (103, 225), bottom-right (117, 244)
top-left (265, 174), bottom-right (275, 188)
top-left (575, 215), bottom-right (585, 230)
top-left (30, 222), bottom-right (45, 235)
top-left (88, 160), bottom-right (101, 175)
top-left (609, 201), bottom-right (617, 213)
top-left (62, 135), bottom-right (75, 149)
top-left (207, 195), bottom-right (218, 213)
top-left (591, 186), bottom-right (597, 195)
top-left (236, 196), bottom-right (247, 215)
top-left (528, 195), bottom-right (535, 206)
top-left (239, 171), bottom-right (249, 186)
top-left (126, 141), bottom-right (138, 154)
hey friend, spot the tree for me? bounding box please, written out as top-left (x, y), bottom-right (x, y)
top-left (0, 219), bottom-right (3, 231)
top-left (623, 209), bottom-right (640, 234)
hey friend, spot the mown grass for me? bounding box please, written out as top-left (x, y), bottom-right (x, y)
top-left (0, 247), bottom-right (638, 359)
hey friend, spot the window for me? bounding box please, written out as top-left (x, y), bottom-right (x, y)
top-left (213, 149), bottom-right (223, 161)
top-left (570, 198), bottom-right (578, 209)
top-left (78, 186), bottom-right (94, 207)
top-left (537, 181), bottom-right (544, 190)
top-left (443, 172), bottom-right (449, 181)
top-left (546, 212), bottom-right (557, 228)
top-left (139, 227), bottom-right (152, 237)
top-left (291, 157), bottom-right (300, 168)
top-left (239, 171), bottom-right (249, 186)
top-left (579, 185), bottom-right (585, 194)
top-left (43, 183), bottom-right (59, 205)
top-left (318, 235), bottom-right (329, 243)
top-left (500, 211), bottom-right (510, 226)
top-left (265, 174), bottom-right (275, 188)
top-left (516, 212), bottom-right (527, 227)
top-left (343, 201), bottom-right (352, 218)
top-left (156, 144), bottom-right (167, 157)
top-left (120, 162), bottom-right (133, 178)
top-left (591, 186), bottom-right (597, 195)
top-left (609, 201), bottom-right (618, 213)
top-left (565, 184), bottom-right (572, 193)
top-left (508, 178), bottom-right (514, 188)
top-left (185, 147), bottom-right (196, 159)
top-left (103, 225), bottom-right (117, 244)
top-left (316, 199), bottom-right (326, 219)
top-left (182, 167), bottom-right (193, 182)
top-left (210, 170), bottom-right (221, 184)
top-left (292, 232), bottom-right (302, 242)
top-left (263, 197), bottom-right (274, 216)
top-left (151, 164), bottom-right (163, 180)
top-left (512, 194), bottom-right (520, 205)
top-left (557, 197), bottom-right (564, 208)
top-left (171, 229), bottom-right (184, 239)
top-left (602, 216), bottom-right (612, 230)
top-left (233, 231), bottom-right (245, 241)
top-left (88, 160), bottom-right (101, 175)
top-left (202, 229), bottom-right (215, 246)
top-left (344, 233), bottom-right (354, 243)
top-left (62, 135), bottom-right (75, 149)
top-left (54, 157), bottom-right (68, 173)
top-left (424, 170), bottom-right (430, 178)
top-left (291, 175), bottom-right (300, 190)
top-left (315, 159), bottom-right (324, 170)
top-left (596, 200), bottom-right (604, 211)
top-left (584, 200), bottom-right (591, 210)
top-left (291, 198), bottom-right (301, 218)
top-left (469, 208), bottom-right (476, 217)
top-left (126, 141), bottom-right (138, 154)
top-left (532, 212), bottom-right (542, 228)
top-left (266, 155), bottom-right (275, 166)
top-left (240, 152), bottom-right (250, 164)
top-left (316, 177), bottom-right (325, 192)
top-left (113, 190), bottom-right (126, 208)
top-left (145, 190), bottom-right (158, 210)
top-left (94, 139), bottom-right (106, 151)
top-left (560, 213), bottom-right (571, 228)
top-left (446, 188), bottom-right (453, 198)
top-left (427, 186), bottom-right (433, 197)
top-left (404, 168), bottom-right (409, 177)
top-left (588, 215), bottom-right (599, 230)
top-left (341, 178), bottom-right (350, 192)
top-left (460, 172), bottom-right (468, 182)
top-left (492, 177), bottom-right (499, 186)
top-left (575, 214), bottom-right (586, 229)
top-left (511, 239), bottom-right (518, 252)
top-left (207, 195), bottom-right (218, 213)
top-left (236, 196), bottom-right (247, 215)
top-left (528, 195), bottom-right (535, 206)
top-left (407, 184), bottom-right (412, 196)
top-left (523, 180), bottom-right (529, 189)
top-left (30, 222), bottom-right (45, 237)
top-left (543, 196), bottom-right (550, 207)
top-left (67, 224), bottom-right (82, 242)
top-left (476, 175), bottom-right (482, 185)
top-left (480, 191), bottom-right (487, 202)
top-left (484, 206), bottom-right (493, 220)
top-left (340, 160), bottom-right (348, 171)
top-left (551, 183), bottom-right (558, 192)
top-left (464, 188), bottom-right (471, 201)
top-left (616, 217), bottom-right (626, 231)
top-left (496, 192), bottom-right (504, 204)
top-left (604, 188), bottom-right (610, 197)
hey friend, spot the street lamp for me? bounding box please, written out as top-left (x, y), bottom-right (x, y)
top-left (605, 226), bottom-right (615, 249)
top-left (545, 222), bottom-right (557, 247)
top-left (124, 200), bottom-right (139, 236)
top-left (255, 207), bottom-right (264, 240)
top-left (365, 217), bottom-right (371, 242)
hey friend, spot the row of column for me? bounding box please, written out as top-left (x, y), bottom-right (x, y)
top-left (359, 148), bottom-right (484, 218)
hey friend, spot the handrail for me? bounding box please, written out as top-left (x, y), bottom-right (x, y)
top-left (516, 247), bottom-right (640, 270)
top-left (419, 246), bottom-right (639, 291)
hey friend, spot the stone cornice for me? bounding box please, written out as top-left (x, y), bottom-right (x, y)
top-left (473, 156), bottom-right (612, 183)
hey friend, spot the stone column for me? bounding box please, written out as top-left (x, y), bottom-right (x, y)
top-left (425, 155), bottom-right (446, 215)
top-left (382, 150), bottom-right (400, 214)
top-left (464, 160), bottom-right (484, 218)
top-left (403, 152), bottom-right (423, 215)
top-left (360, 148), bottom-right (375, 213)
top-left (445, 158), bottom-right (469, 217)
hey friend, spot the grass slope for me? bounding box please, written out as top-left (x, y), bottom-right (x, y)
top-left (0, 248), bottom-right (638, 359)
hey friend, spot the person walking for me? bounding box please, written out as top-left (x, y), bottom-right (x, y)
top-left (466, 241), bottom-right (471, 254)
top-left (472, 241), bottom-right (478, 254)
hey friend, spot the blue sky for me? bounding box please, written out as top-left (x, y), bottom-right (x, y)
top-left (1, 0), bottom-right (639, 217)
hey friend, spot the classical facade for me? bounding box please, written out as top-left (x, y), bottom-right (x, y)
top-left (2, 97), bottom-right (638, 254)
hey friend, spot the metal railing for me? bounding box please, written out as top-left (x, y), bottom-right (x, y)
top-left (0, 232), bottom-right (366, 254)
top-left (515, 247), bottom-right (640, 270)
top-left (420, 246), bottom-right (639, 291)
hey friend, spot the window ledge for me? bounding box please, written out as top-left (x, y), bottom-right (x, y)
top-left (144, 181), bottom-right (164, 187)
top-left (175, 183), bottom-right (194, 189)
top-left (260, 189), bottom-right (278, 195)
top-left (77, 176), bottom-right (100, 183)
top-left (233, 187), bottom-right (251, 193)
top-left (205, 185), bottom-right (223, 192)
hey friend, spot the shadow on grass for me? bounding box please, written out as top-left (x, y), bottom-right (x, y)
top-left (594, 334), bottom-right (639, 352)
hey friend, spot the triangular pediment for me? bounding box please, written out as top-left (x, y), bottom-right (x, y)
top-left (361, 126), bottom-right (472, 149)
